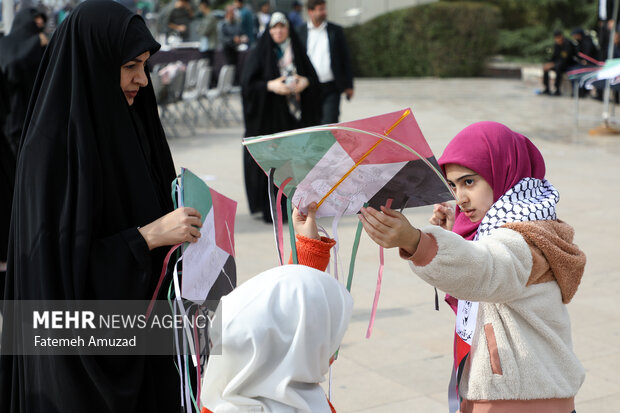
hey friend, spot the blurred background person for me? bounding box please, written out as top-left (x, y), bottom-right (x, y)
top-left (541, 30), bottom-right (576, 96)
top-left (241, 12), bottom-right (320, 223)
top-left (298, 0), bottom-right (354, 124)
top-left (233, 0), bottom-right (255, 47)
top-left (598, 0), bottom-right (618, 60)
top-left (167, 0), bottom-right (194, 42)
top-left (255, 1), bottom-right (271, 39)
top-left (288, 0), bottom-right (304, 29)
top-left (0, 7), bottom-right (48, 155)
top-left (571, 27), bottom-right (600, 98)
top-left (572, 27), bottom-right (599, 64)
top-left (218, 5), bottom-right (247, 65)
top-left (197, 0), bottom-right (218, 62)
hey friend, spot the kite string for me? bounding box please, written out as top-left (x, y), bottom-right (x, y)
top-left (317, 224), bottom-right (331, 275)
top-left (193, 308), bottom-right (201, 412)
top-left (276, 177), bottom-right (293, 265)
top-left (267, 169), bottom-right (281, 265)
top-left (316, 109), bottom-right (411, 209)
top-left (330, 210), bottom-right (345, 281)
top-left (366, 198), bottom-right (393, 338)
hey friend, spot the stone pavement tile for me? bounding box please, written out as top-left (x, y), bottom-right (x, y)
top-left (373, 355), bottom-right (454, 397)
top-left (576, 370), bottom-right (620, 405)
top-left (575, 395), bottom-right (620, 413)
top-left (348, 395), bottom-right (445, 413)
top-left (580, 354), bottom-right (620, 392)
top-left (338, 319), bottom-right (451, 370)
top-left (569, 297), bottom-right (620, 332)
top-left (320, 367), bottom-right (422, 412)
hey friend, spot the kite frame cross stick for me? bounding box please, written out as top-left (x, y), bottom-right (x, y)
top-left (316, 109), bottom-right (412, 209)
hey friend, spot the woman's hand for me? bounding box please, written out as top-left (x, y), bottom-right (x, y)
top-left (429, 202), bottom-right (455, 231)
top-left (359, 206), bottom-right (421, 255)
top-left (267, 76), bottom-right (291, 95)
top-left (292, 203), bottom-right (320, 240)
top-left (293, 75), bottom-right (309, 94)
top-left (138, 207), bottom-right (202, 250)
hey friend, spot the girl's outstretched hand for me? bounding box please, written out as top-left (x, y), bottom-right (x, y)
top-left (359, 206), bottom-right (421, 255)
top-left (292, 202), bottom-right (320, 240)
top-left (429, 202), bottom-right (455, 231)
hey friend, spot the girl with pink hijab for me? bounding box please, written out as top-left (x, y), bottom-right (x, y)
top-left (360, 121), bottom-right (586, 413)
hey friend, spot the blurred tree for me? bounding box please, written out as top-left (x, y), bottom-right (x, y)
top-left (442, 0), bottom-right (598, 61)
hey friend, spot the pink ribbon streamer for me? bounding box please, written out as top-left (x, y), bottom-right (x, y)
top-left (146, 243), bottom-right (182, 320)
top-left (366, 198), bottom-right (393, 338)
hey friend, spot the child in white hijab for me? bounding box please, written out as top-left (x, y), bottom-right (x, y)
top-left (200, 203), bottom-right (351, 413)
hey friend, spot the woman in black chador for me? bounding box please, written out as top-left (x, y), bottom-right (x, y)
top-left (241, 11), bottom-right (321, 222)
top-left (0, 69), bottom-right (14, 296)
top-left (0, 7), bottom-right (48, 155)
top-left (0, 2), bottom-right (202, 412)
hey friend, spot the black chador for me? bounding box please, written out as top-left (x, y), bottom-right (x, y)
top-left (0, 2), bottom-right (184, 412)
top-left (0, 69), bottom-right (15, 295)
top-left (0, 8), bottom-right (47, 155)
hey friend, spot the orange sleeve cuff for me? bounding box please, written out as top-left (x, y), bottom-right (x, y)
top-left (399, 232), bottom-right (438, 267)
top-left (289, 235), bottom-right (336, 271)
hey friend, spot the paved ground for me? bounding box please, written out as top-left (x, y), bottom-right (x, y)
top-left (168, 78), bottom-right (620, 412)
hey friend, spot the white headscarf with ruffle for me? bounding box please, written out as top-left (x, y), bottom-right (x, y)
top-left (200, 265), bottom-right (353, 413)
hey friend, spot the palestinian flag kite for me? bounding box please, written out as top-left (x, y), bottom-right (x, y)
top-left (178, 168), bottom-right (237, 305)
top-left (243, 108), bottom-right (454, 217)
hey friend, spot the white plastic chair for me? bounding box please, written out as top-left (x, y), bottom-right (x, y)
top-left (205, 65), bottom-right (241, 126)
top-left (183, 65), bottom-right (213, 125)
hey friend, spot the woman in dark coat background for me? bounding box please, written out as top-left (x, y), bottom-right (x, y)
top-left (0, 2), bottom-right (202, 412)
top-left (0, 7), bottom-right (48, 155)
top-left (241, 11), bottom-right (321, 222)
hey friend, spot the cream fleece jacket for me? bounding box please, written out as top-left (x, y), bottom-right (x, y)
top-left (406, 222), bottom-right (585, 403)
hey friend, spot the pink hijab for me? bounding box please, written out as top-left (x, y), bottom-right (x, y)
top-left (438, 121), bottom-right (546, 240)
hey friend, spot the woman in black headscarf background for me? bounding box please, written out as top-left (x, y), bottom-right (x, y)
top-left (0, 69), bottom-right (14, 297)
top-left (241, 11), bottom-right (321, 223)
top-left (0, 7), bottom-right (48, 155)
top-left (0, 2), bottom-right (202, 412)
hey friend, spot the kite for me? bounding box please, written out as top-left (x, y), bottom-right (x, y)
top-left (147, 168), bottom-right (238, 413)
top-left (243, 108), bottom-right (453, 218)
top-left (243, 108), bottom-right (455, 337)
top-left (177, 168), bottom-right (237, 305)
top-left (568, 54), bottom-right (620, 89)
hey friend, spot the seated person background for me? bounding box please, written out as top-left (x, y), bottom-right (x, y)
top-left (542, 30), bottom-right (576, 96)
top-left (570, 27), bottom-right (601, 97)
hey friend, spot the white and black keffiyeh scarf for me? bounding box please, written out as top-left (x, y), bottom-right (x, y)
top-left (474, 177), bottom-right (559, 240)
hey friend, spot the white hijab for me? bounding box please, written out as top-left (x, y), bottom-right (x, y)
top-left (200, 265), bottom-right (353, 413)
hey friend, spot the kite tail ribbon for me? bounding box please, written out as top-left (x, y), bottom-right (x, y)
top-left (366, 198), bottom-right (393, 338)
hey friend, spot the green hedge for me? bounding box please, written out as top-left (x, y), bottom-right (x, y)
top-left (442, 0), bottom-right (598, 61)
top-left (344, 2), bottom-right (501, 78)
